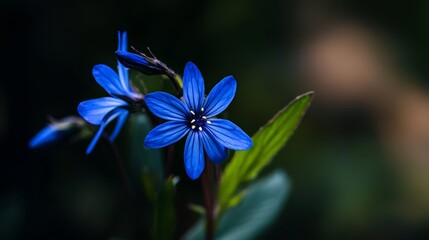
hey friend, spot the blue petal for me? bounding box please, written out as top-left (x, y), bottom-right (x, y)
top-left (93, 64), bottom-right (128, 96)
top-left (117, 32), bottom-right (131, 94)
top-left (205, 119), bottom-right (252, 150)
top-left (184, 131), bottom-right (204, 180)
top-left (86, 109), bottom-right (126, 154)
top-left (29, 125), bottom-right (61, 148)
top-left (78, 97), bottom-right (128, 125)
top-left (145, 92), bottom-right (189, 121)
top-left (183, 62), bottom-right (205, 111)
top-left (201, 131), bottom-right (228, 163)
top-left (108, 110), bottom-right (129, 141)
top-left (86, 122), bottom-right (106, 154)
top-left (204, 76), bottom-right (237, 117)
top-left (117, 31), bottom-right (127, 52)
top-left (117, 63), bottom-right (132, 95)
top-left (144, 121), bottom-right (189, 148)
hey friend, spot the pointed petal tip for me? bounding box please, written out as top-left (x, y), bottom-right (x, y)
top-left (206, 119), bottom-right (253, 150)
top-left (237, 134), bottom-right (253, 150)
top-left (187, 171), bottom-right (201, 180)
top-left (185, 61), bottom-right (197, 68)
top-left (85, 147), bottom-right (93, 155)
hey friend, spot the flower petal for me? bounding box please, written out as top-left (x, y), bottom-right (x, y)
top-left (183, 62), bottom-right (205, 111)
top-left (78, 97), bottom-right (128, 125)
top-left (117, 31), bottom-right (127, 52)
top-left (85, 122), bottom-right (106, 154)
top-left (144, 121), bottom-right (189, 148)
top-left (145, 92), bottom-right (189, 121)
top-left (184, 131), bottom-right (204, 180)
top-left (117, 32), bottom-right (131, 93)
top-left (201, 131), bottom-right (228, 163)
top-left (108, 110), bottom-right (129, 141)
top-left (85, 109), bottom-right (125, 154)
top-left (204, 76), bottom-right (237, 117)
top-left (29, 125), bottom-right (61, 148)
top-left (92, 64), bottom-right (128, 96)
top-left (205, 119), bottom-right (252, 150)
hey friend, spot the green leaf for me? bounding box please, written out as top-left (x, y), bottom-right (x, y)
top-left (219, 92), bottom-right (313, 211)
top-left (151, 176), bottom-right (178, 240)
top-left (128, 113), bottom-right (164, 201)
top-left (184, 170), bottom-right (290, 240)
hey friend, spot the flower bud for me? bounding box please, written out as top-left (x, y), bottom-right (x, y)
top-left (116, 51), bottom-right (164, 75)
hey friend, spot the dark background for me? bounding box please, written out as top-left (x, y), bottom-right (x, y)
top-left (2, 0), bottom-right (429, 239)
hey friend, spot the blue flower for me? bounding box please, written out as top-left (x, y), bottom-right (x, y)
top-left (144, 62), bottom-right (252, 179)
top-left (78, 32), bottom-right (143, 154)
top-left (29, 116), bottom-right (84, 149)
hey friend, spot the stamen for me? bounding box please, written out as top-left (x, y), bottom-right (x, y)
top-left (202, 116), bottom-right (207, 119)
top-left (198, 127), bottom-right (203, 131)
top-left (201, 107), bottom-right (204, 112)
top-left (191, 125), bottom-right (196, 129)
top-left (190, 110), bottom-right (195, 115)
top-left (191, 119), bottom-right (196, 123)
top-left (207, 121), bottom-right (212, 124)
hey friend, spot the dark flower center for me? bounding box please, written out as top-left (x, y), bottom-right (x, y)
top-left (188, 107), bottom-right (211, 131)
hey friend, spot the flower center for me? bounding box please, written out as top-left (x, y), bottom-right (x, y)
top-left (189, 108), bottom-right (212, 131)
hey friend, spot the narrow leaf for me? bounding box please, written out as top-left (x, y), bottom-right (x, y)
top-left (219, 92), bottom-right (313, 211)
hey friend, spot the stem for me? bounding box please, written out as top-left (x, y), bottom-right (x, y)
top-left (201, 157), bottom-right (214, 240)
top-left (166, 144), bottom-right (175, 176)
top-left (102, 135), bottom-right (136, 239)
top-left (105, 136), bottom-right (134, 197)
top-left (166, 72), bottom-right (183, 96)
top-left (214, 164), bottom-right (221, 185)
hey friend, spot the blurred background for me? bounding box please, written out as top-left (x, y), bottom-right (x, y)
top-left (2, 0), bottom-right (429, 239)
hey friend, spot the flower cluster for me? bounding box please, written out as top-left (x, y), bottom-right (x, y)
top-left (31, 31), bottom-right (252, 179)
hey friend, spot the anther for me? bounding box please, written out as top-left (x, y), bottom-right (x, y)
top-left (201, 107), bottom-right (204, 112)
top-left (191, 125), bottom-right (196, 129)
top-left (207, 121), bottom-right (212, 124)
top-left (202, 116), bottom-right (207, 119)
top-left (198, 127), bottom-right (203, 131)
top-left (191, 119), bottom-right (196, 123)
top-left (190, 110), bottom-right (195, 115)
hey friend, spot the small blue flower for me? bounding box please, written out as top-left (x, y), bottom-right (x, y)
top-left (144, 62), bottom-right (252, 179)
top-left (29, 116), bottom-right (84, 149)
top-left (78, 31), bottom-right (143, 154)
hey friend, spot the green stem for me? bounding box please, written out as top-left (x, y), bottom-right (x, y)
top-left (102, 135), bottom-right (136, 239)
top-left (166, 72), bottom-right (183, 96)
top-left (201, 157), bottom-right (215, 240)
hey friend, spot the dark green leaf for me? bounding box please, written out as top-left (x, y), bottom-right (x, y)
top-left (184, 170), bottom-right (290, 240)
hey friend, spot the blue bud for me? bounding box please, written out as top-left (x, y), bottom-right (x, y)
top-left (116, 51), bottom-right (164, 75)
